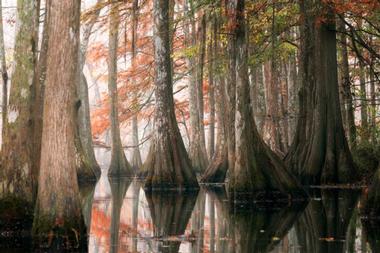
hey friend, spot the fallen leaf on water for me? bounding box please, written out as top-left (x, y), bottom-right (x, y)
top-left (319, 237), bottom-right (335, 242)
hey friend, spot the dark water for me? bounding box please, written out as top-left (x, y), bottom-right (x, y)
top-left (80, 172), bottom-right (374, 253)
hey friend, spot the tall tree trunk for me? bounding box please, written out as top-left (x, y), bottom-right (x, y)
top-left (107, 1), bottom-right (133, 178)
top-left (31, 1), bottom-right (49, 195)
top-left (228, 0), bottom-right (305, 202)
top-left (144, 0), bottom-right (198, 190)
top-left (77, 0), bottom-right (104, 179)
top-left (225, 0), bottom-right (237, 177)
top-left (130, 0), bottom-right (143, 171)
top-left (0, 0), bottom-right (7, 144)
top-left (184, 0), bottom-right (208, 173)
top-left (201, 16), bottom-right (229, 183)
top-left (207, 16), bottom-right (215, 160)
top-left (32, 0), bottom-right (87, 248)
top-left (0, 0), bottom-right (38, 205)
top-left (359, 59), bottom-right (368, 132)
top-left (338, 18), bottom-right (356, 148)
top-left (285, 0), bottom-right (358, 185)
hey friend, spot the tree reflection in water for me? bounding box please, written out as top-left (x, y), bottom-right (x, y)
top-left (85, 177), bottom-right (373, 253)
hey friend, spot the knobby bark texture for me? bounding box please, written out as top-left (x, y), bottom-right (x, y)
top-left (33, 0), bottom-right (87, 249)
top-left (107, 1), bottom-right (133, 178)
top-left (285, 0), bottom-right (358, 185)
top-left (0, 0), bottom-right (38, 205)
top-left (144, 0), bottom-right (198, 190)
top-left (228, 0), bottom-right (306, 203)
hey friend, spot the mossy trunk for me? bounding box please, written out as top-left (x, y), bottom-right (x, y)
top-left (285, 0), bottom-right (358, 185)
top-left (32, 0), bottom-right (87, 249)
top-left (107, 1), bottom-right (133, 178)
top-left (0, 0), bottom-right (38, 206)
top-left (144, 0), bottom-right (198, 191)
top-left (228, 0), bottom-right (306, 203)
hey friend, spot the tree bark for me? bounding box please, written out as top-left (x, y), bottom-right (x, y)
top-left (201, 16), bottom-right (229, 183)
top-left (228, 0), bottom-right (306, 202)
top-left (77, 0), bottom-right (104, 179)
top-left (32, 0), bottom-right (87, 249)
top-left (130, 0), bottom-right (143, 171)
top-left (0, 0), bottom-right (8, 144)
top-left (0, 0), bottom-right (38, 205)
top-left (107, 1), bottom-right (133, 178)
top-left (359, 59), bottom-right (368, 132)
top-left (207, 16), bottom-right (215, 160)
top-left (143, 0), bottom-right (198, 190)
top-left (337, 18), bottom-right (356, 148)
top-left (184, 0), bottom-right (208, 173)
top-left (285, 0), bottom-right (358, 185)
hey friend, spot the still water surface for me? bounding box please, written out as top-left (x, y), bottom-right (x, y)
top-left (84, 170), bottom-right (374, 253)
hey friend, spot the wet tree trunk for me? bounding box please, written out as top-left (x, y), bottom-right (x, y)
top-left (184, 0), bottom-right (208, 173)
top-left (338, 18), bottom-right (356, 148)
top-left (32, 0), bottom-right (87, 248)
top-left (144, 0), bottom-right (198, 190)
top-left (107, 1), bottom-right (133, 178)
top-left (228, 0), bottom-right (306, 202)
top-left (201, 17), bottom-right (229, 183)
top-left (285, 0), bottom-right (358, 185)
top-left (77, 0), bottom-right (104, 179)
top-left (130, 0), bottom-right (143, 171)
top-left (0, 0), bottom-right (38, 205)
top-left (0, 0), bottom-right (7, 143)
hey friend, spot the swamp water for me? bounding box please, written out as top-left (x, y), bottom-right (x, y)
top-left (0, 149), bottom-right (378, 252)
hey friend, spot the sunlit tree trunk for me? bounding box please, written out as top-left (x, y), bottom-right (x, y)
top-left (285, 0), bottom-right (358, 185)
top-left (107, 1), bottom-right (133, 177)
top-left (0, 0), bottom-right (38, 205)
top-left (229, 0), bottom-right (305, 202)
top-left (144, 0), bottom-right (198, 190)
top-left (33, 0), bottom-right (87, 248)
